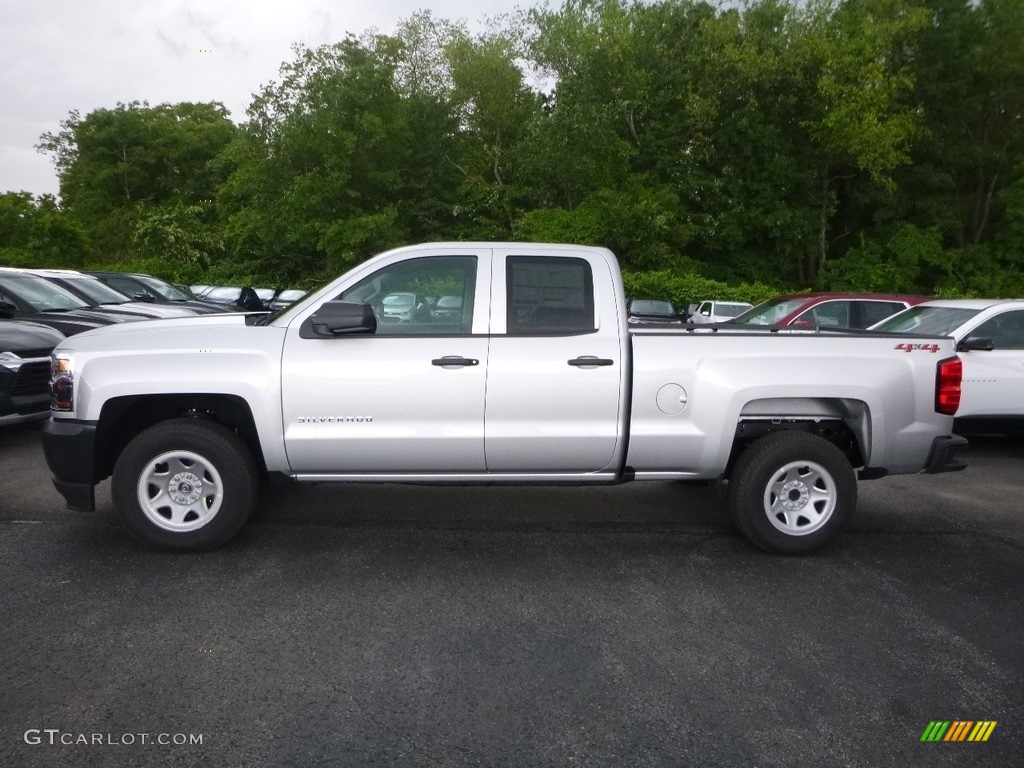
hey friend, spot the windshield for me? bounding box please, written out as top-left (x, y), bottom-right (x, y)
top-left (0, 274), bottom-right (90, 311)
top-left (716, 303), bottom-right (752, 318)
top-left (205, 287), bottom-right (242, 301)
top-left (383, 294), bottom-right (415, 307)
top-left (135, 275), bottom-right (190, 301)
top-left (871, 306), bottom-right (982, 335)
top-left (55, 275), bottom-right (131, 305)
top-left (630, 300), bottom-right (675, 316)
top-left (732, 297), bottom-right (808, 325)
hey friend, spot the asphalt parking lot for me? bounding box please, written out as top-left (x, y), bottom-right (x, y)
top-left (1, 421), bottom-right (1022, 767)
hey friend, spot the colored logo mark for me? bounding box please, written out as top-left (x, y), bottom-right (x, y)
top-left (921, 721), bottom-right (997, 742)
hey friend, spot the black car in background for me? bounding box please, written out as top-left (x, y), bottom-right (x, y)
top-left (627, 298), bottom-right (684, 326)
top-left (0, 319), bottom-right (64, 425)
top-left (0, 270), bottom-right (143, 336)
top-left (267, 289), bottom-right (308, 311)
top-left (430, 294), bottom-right (463, 321)
top-left (201, 286), bottom-right (272, 312)
top-left (25, 269), bottom-right (198, 319)
top-left (85, 272), bottom-right (229, 314)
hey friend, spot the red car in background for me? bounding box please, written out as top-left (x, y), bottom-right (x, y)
top-left (730, 293), bottom-right (931, 330)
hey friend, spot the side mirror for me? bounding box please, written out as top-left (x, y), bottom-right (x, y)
top-left (0, 300), bottom-right (16, 318)
top-left (132, 292), bottom-right (156, 303)
top-left (957, 336), bottom-right (995, 352)
top-left (300, 301), bottom-right (377, 338)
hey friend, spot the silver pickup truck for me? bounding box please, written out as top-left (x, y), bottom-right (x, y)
top-left (42, 243), bottom-right (966, 554)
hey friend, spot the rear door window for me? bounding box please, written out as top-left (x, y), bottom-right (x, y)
top-left (505, 257), bottom-right (595, 335)
top-left (857, 301), bottom-right (907, 329)
top-left (805, 301), bottom-right (851, 328)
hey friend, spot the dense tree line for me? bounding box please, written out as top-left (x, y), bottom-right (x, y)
top-left (2, 0), bottom-right (1022, 301)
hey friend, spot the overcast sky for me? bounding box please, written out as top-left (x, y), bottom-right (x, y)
top-left (0, 0), bottom-right (530, 199)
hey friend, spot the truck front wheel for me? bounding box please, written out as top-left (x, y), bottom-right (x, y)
top-left (111, 419), bottom-right (259, 551)
top-left (728, 431), bottom-right (856, 554)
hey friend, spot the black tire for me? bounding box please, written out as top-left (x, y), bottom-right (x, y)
top-left (111, 418), bottom-right (259, 551)
top-left (727, 431), bottom-right (856, 555)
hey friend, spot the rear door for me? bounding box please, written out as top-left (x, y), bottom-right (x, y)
top-left (484, 247), bottom-right (625, 473)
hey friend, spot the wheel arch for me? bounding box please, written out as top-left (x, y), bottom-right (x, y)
top-left (95, 394), bottom-right (267, 483)
top-left (729, 397), bottom-right (870, 475)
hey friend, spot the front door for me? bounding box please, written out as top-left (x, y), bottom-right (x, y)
top-left (960, 309), bottom-right (1024, 418)
top-left (282, 252), bottom-right (490, 473)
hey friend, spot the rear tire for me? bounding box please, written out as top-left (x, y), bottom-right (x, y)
top-left (112, 419), bottom-right (259, 551)
top-left (727, 431), bottom-right (856, 554)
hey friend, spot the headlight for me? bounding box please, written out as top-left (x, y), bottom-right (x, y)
top-left (50, 353), bottom-right (74, 412)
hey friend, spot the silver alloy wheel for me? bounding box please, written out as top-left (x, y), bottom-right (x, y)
top-left (762, 460), bottom-right (837, 536)
top-left (136, 450), bottom-right (225, 533)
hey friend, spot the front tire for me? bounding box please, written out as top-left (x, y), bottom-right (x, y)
top-left (112, 419), bottom-right (259, 551)
top-left (727, 431), bottom-right (856, 554)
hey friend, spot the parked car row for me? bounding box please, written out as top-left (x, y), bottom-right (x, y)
top-left (191, 285), bottom-right (308, 312)
top-left (626, 299), bottom-right (755, 325)
top-left (731, 293), bottom-right (929, 330)
top-left (628, 290), bottom-right (1024, 436)
top-left (85, 272), bottom-right (229, 314)
top-left (0, 267), bottom-right (293, 427)
top-left (627, 293), bottom-right (928, 331)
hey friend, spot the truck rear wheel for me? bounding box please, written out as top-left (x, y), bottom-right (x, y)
top-left (727, 431), bottom-right (856, 554)
top-left (111, 419), bottom-right (259, 551)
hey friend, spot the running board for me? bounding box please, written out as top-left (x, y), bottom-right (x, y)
top-left (292, 472), bottom-right (622, 485)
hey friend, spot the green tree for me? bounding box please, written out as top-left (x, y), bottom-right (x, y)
top-left (36, 101), bottom-right (237, 262)
top-left (445, 28), bottom-right (541, 236)
top-left (219, 37), bottom-right (415, 281)
top-left (0, 192), bottom-right (88, 268)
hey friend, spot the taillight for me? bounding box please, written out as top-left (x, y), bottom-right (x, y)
top-left (935, 356), bottom-right (962, 415)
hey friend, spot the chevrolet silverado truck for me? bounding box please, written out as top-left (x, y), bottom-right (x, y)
top-left (42, 243), bottom-right (967, 554)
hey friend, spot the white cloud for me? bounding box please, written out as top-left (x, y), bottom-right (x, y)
top-left (0, 0), bottom-right (528, 198)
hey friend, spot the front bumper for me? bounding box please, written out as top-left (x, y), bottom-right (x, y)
top-left (42, 418), bottom-right (99, 511)
top-left (924, 434), bottom-right (969, 474)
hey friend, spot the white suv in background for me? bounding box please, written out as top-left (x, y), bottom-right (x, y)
top-left (689, 299), bottom-right (753, 324)
top-left (871, 299), bottom-right (1024, 435)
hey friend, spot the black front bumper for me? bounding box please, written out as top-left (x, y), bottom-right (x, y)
top-left (924, 434), bottom-right (969, 474)
top-left (42, 418), bottom-right (99, 511)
